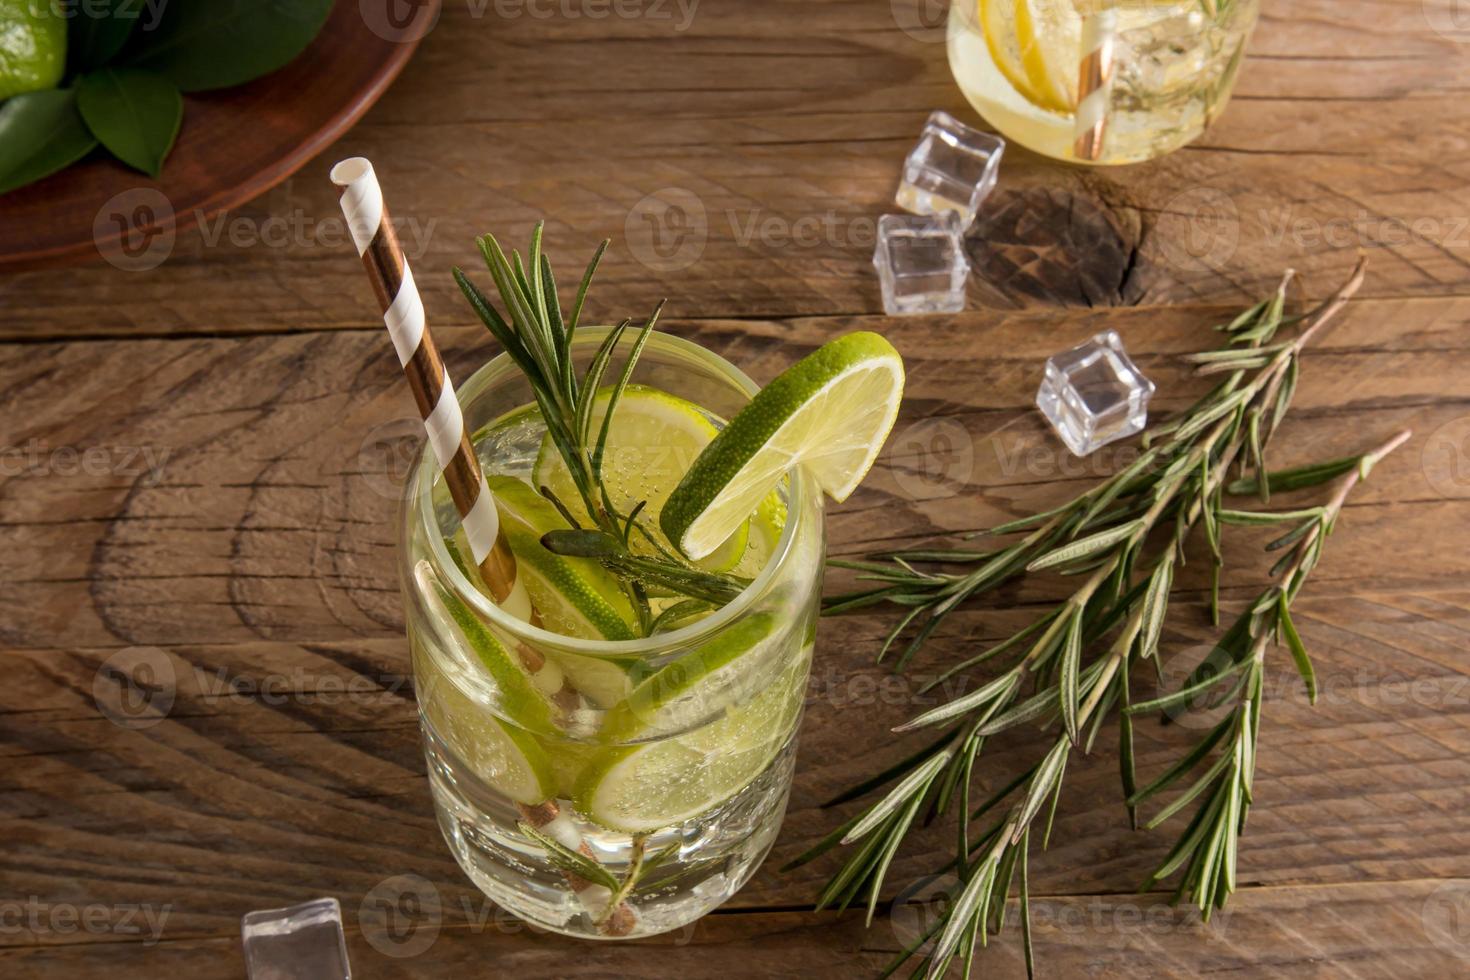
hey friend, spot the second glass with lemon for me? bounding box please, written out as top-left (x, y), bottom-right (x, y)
top-left (949, 0), bottom-right (1259, 164)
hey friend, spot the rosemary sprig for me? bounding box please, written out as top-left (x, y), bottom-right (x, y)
top-left (454, 225), bottom-right (748, 632)
top-left (796, 261), bottom-right (1409, 977)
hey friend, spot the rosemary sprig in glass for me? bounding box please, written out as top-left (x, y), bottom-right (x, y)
top-left (790, 259), bottom-right (1410, 977)
top-left (453, 225), bottom-right (749, 634)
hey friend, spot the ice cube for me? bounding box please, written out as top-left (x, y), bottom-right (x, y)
top-left (873, 212), bottom-right (969, 316)
top-left (895, 111), bottom-right (1005, 228)
top-left (1036, 330), bottom-right (1154, 456)
top-left (242, 898), bottom-right (352, 980)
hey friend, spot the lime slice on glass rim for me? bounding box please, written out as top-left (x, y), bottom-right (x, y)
top-left (660, 332), bottom-right (904, 561)
top-left (532, 385), bottom-right (754, 573)
top-left (415, 565), bottom-right (558, 805)
top-left (573, 614), bottom-right (808, 832)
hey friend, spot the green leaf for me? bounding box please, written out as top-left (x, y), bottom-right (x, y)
top-left (1226, 454), bottom-right (1358, 496)
top-left (1276, 592), bottom-right (1317, 704)
top-left (129, 0), bottom-right (334, 92)
top-left (1058, 609), bottom-right (1083, 744)
top-left (517, 822), bottom-right (621, 892)
top-left (539, 529), bottom-right (621, 558)
top-left (1138, 558), bottom-right (1173, 661)
top-left (0, 89), bottom-right (98, 196)
top-left (68, 0), bottom-right (148, 74)
top-left (1026, 520), bottom-right (1140, 572)
top-left (76, 68), bottom-right (182, 177)
top-left (841, 750), bottom-right (951, 845)
top-left (894, 670), bottom-right (1019, 733)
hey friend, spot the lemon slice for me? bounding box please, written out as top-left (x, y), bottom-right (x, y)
top-left (661, 332), bottom-right (904, 561)
top-left (574, 617), bottom-right (807, 832)
top-left (532, 385), bottom-right (751, 572)
top-left (978, 0), bottom-right (1080, 114)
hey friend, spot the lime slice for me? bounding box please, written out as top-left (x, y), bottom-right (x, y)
top-left (419, 650), bottom-right (557, 806)
top-left (978, 0), bottom-right (1080, 114)
top-left (0, 2), bottom-right (65, 101)
top-left (533, 385), bottom-right (751, 572)
top-left (488, 475), bottom-right (639, 642)
top-left (415, 569), bottom-right (558, 804)
top-left (420, 562), bottom-right (556, 733)
top-left (574, 619), bottom-right (806, 832)
top-left (661, 332), bottom-right (904, 560)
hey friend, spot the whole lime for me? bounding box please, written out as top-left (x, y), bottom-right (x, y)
top-left (0, 1), bottom-right (67, 101)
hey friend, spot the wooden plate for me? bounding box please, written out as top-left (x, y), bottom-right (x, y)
top-left (0, 0), bottom-right (441, 271)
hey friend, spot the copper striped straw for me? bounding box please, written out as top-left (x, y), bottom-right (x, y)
top-left (1073, 3), bottom-right (1118, 162)
top-left (330, 157), bottom-right (529, 615)
top-left (331, 157), bottom-right (634, 936)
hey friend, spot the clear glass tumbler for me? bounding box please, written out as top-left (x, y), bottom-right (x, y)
top-left (398, 329), bottom-right (825, 939)
top-left (948, 0), bottom-right (1260, 164)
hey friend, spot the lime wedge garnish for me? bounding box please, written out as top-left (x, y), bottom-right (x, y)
top-left (574, 618), bottom-right (807, 832)
top-left (661, 332), bottom-right (904, 560)
top-left (489, 475), bottom-right (639, 642)
top-left (532, 385), bottom-right (752, 572)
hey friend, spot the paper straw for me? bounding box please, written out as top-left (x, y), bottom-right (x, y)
top-left (1073, 5), bottom-right (1118, 162)
top-left (334, 158), bottom-right (634, 935)
top-left (330, 157), bottom-right (531, 620)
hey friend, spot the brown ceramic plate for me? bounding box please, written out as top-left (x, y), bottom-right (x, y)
top-left (0, 0), bottom-right (440, 271)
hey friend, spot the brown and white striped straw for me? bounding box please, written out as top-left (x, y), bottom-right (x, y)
top-left (1073, 4), bottom-right (1118, 162)
top-left (331, 157), bottom-right (530, 618)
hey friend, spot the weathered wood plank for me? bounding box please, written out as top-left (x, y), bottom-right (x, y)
top-left (1, 881), bottom-right (1465, 978)
top-left (2, 0), bottom-right (1467, 340)
top-left (4, 577), bottom-right (1468, 933)
top-left (2, 298), bottom-right (1465, 651)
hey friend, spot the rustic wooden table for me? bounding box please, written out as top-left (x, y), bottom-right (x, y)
top-left (4, 0), bottom-right (1468, 976)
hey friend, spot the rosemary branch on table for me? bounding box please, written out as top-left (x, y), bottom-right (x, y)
top-left (453, 224), bottom-right (749, 634)
top-left (790, 259), bottom-right (1411, 978)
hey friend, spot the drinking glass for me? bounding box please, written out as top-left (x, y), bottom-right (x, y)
top-left (947, 0), bottom-right (1260, 164)
top-left (398, 329), bottom-right (824, 939)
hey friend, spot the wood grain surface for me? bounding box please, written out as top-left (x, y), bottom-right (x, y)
top-left (3, 0), bottom-right (1469, 977)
